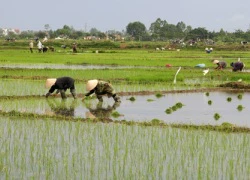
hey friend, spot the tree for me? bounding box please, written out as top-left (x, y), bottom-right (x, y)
top-left (176, 21), bottom-right (186, 32)
top-left (54, 25), bottom-right (74, 38)
top-left (19, 30), bottom-right (35, 39)
top-left (149, 18), bottom-right (168, 40)
top-left (44, 24), bottom-right (51, 38)
top-left (34, 31), bottom-right (47, 39)
top-left (187, 27), bottom-right (208, 40)
top-left (89, 28), bottom-right (100, 36)
top-left (126, 21), bottom-right (146, 41)
top-left (150, 19), bottom-right (188, 40)
top-left (44, 24), bottom-right (51, 31)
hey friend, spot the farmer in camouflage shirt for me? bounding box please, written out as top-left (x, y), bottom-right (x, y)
top-left (83, 79), bottom-right (121, 102)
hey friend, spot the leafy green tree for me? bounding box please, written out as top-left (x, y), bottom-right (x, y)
top-left (34, 31), bottom-right (47, 39)
top-left (186, 27), bottom-right (209, 40)
top-left (149, 18), bottom-right (168, 40)
top-left (55, 25), bottom-right (74, 38)
top-left (176, 21), bottom-right (186, 32)
top-left (233, 29), bottom-right (246, 41)
top-left (126, 21), bottom-right (147, 41)
top-left (89, 28), bottom-right (100, 36)
top-left (44, 24), bottom-right (51, 31)
top-left (19, 30), bottom-right (35, 39)
top-left (7, 31), bottom-right (18, 39)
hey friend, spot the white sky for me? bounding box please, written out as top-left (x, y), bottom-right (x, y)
top-left (1, 0), bottom-right (250, 32)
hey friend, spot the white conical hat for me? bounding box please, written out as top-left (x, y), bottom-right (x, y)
top-left (213, 60), bottom-right (219, 64)
top-left (45, 78), bottom-right (56, 88)
top-left (86, 79), bottom-right (98, 91)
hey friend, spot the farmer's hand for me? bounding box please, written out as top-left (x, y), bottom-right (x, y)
top-left (45, 92), bottom-right (51, 98)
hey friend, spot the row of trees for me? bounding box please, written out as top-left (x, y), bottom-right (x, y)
top-left (2, 18), bottom-right (250, 43)
top-left (126, 18), bottom-right (250, 43)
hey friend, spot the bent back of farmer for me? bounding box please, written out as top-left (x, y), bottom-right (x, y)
top-left (45, 76), bottom-right (76, 99)
top-left (213, 60), bottom-right (227, 70)
top-left (84, 79), bottom-right (121, 102)
top-left (231, 62), bottom-right (245, 72)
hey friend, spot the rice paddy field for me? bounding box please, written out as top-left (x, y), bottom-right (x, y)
top-left (0, 42), bottom-right (249, 179)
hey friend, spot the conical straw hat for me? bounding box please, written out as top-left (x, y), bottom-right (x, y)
top-left (86, 79), bottom-right (98, 91)
top-left (45, 78), bottom-right (56, 88)
top-left (85, 112), bottom-right (96, 119)
top-left (213, 60), bottom-right (219, 64)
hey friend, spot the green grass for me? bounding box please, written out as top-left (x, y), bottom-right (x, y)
top-left (1, 47), bottom-right (250, 67)
top-left (1, 48), bottom-right (250, 86)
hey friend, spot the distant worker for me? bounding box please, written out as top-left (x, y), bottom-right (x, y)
top-left (230, 61), bottom-right (245, 72)
top-left (72, 43), bottom-right (77, 53)
top-left (29, 40), bottom-right (34, 53)
top-left (37, 40), bottom-right (43, 53)
top-left (205, 47), bottom-right (213, 53)
top-left (83, 79), bottom-right (121, 102)
top-left (213, 60), bottom-right (227, 70)
top-left (45, 77), bottom-right (77, 99)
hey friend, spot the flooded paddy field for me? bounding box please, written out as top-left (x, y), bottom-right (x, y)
top-left (0, 117), bottom-right (249, 179)
top-left (1, 91), bottom-right (249, 128)
top-left (0, 64), bottom-right (144, 70)
top-left (0, 48), bottom-right (250, 179)
top-left (1, 63), bottom-right (249, 72)
top-left (0, 79), bottom-right (199, 96)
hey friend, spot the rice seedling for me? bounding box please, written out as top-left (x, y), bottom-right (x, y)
top-left (165, 108), bottom-right (172, 114)
top-left (171, 105), bottom-right (177, 111)
top-left (150, 119), bottom-right (162, 125)
top-left (214, 113), bottom-right (221, 120)
top-left (155, 92), bottom-right (163, 98)
top-left (237, 94), bottom-right (243, 100)
top-left (175, 102), bottom-right (184, 108)
top-left (237, 105), bottom-right (244, 111)
top-left (128, 97), bottom-right (136, 101)
top-left (111, 111), bottom-right (121, 118)
top-left (205, 92), bottom-right (210, 96)
top-left (227, 97), bottom-right (232, 102)
top-left (208, 100), bottom-right (212, 105)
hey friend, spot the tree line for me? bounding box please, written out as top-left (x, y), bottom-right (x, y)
top-left (2, 18), bottom-right (250, 43)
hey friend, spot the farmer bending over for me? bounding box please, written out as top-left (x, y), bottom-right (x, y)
top-left (45, 77), bottom-right (77, 99)
top-left (230, 61), bottom-right (245, 72)
top-left (83, 79), bottom-right (121, 102)
top-left (213, 60), bottom-right (227, 70)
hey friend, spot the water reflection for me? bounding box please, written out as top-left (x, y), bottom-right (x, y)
top-left (46, 99), bottom-right (77, 117)
top-left (0, 64), bottom-right (159, 70)
top-left (2, 92), bottom-right (250, 128)
top-left (85, 101), bottom-right (120, 119)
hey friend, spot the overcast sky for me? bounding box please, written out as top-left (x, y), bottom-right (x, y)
top-left (1, 0), bottom-right (250, 32)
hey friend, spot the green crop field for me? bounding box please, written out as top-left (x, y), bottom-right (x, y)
top-left (0, 41), bottom-right (249, 179)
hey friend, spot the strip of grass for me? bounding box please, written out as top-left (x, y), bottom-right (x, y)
top-left (0, 67), bottom-right (249, 85)
top-left (0, 49), bottom-right (250, 68)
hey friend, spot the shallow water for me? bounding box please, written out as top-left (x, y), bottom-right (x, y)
top-left (0, 91), bottom-right (249, 128)
top-left (0, 64), bottom-right (163, 70)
